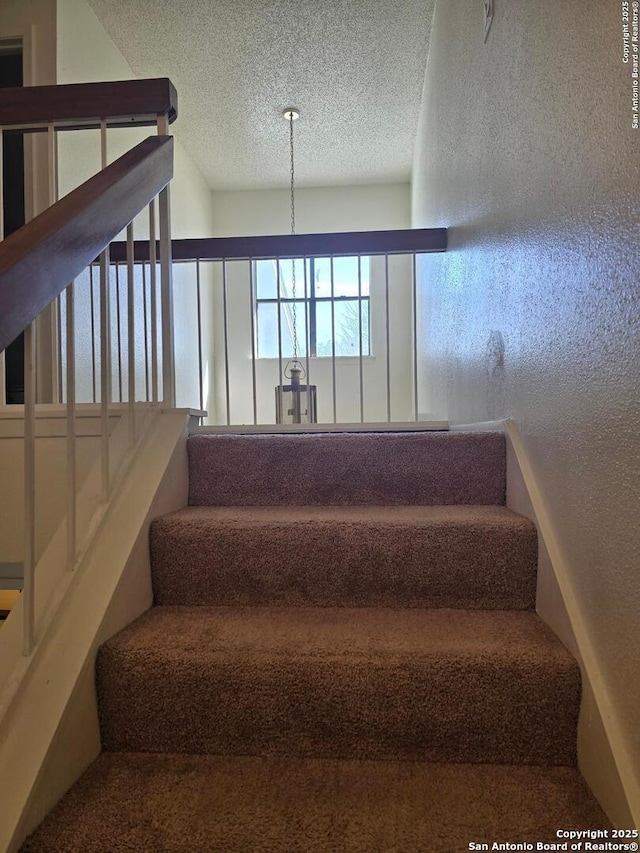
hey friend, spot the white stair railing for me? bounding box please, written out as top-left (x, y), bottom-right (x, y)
top-left (109, 228), bottom-right (447, 428)
top-left (0, 78), bottom-right (176, 656)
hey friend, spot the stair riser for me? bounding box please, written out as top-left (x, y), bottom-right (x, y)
top-left (188, 433), bottom-right (506, 506)
top-left (97, 653), bottom-right (579, 765)
top-left (151, 521), bottom-right (538, 610)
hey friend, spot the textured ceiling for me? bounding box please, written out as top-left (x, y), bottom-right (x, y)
top-left (87, 0), bottom-right (435, 190)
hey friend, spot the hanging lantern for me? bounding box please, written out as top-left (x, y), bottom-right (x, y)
top-left (276, 359), bottom-right (317, 424)
top-left (274, 107), bottom-right (318, 424)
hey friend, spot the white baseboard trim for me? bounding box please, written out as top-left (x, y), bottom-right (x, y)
top-left (195, 420), bottom-right (449, 435)
top-left (449, 419), bottom-right (506, 432)
top-left (504, 418), bottom-right (638, 829)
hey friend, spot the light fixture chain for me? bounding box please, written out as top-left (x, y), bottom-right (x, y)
top-left (289, 112), bottom-right (296, 237)
top-left (289, 110), bottom-right (298, 359)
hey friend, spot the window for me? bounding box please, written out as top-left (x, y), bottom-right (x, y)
top-left (255, 256), bottom-right (370, 358)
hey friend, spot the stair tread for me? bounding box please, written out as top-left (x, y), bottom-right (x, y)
top-left (20, 753), bottom-right (610, 853)
top-left (103, 605), bottom-right (574, 667)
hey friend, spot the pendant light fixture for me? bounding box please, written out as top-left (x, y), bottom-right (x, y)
top-left (275, 107), bottom-right (317, 424)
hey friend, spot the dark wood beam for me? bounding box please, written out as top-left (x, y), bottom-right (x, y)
top-left (0, 135), bottom-right (173, 353)
top-left (0, 78), bottom-right (177, 129)
top-left (108, 228), bottom-right (448, 263)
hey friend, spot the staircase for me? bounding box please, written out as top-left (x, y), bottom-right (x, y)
top-left (21, 432), bottom-right (609, 852)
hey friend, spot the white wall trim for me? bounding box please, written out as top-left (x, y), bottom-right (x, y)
top-left (448, 417), bottom-right (638, 827)
top-left (195, 420), bottom-right (449, 435)
top-left (504, 418), bottom-right (638, 828)
top-left (449, 419), bottom-right (507, 432)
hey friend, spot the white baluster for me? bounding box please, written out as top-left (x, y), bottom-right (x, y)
top-left (127, 223), bottom-right (136, 444)
top-left (23, 322), bottom-right (36, 655)
top-left (66, 281), bottom-right (76, 570)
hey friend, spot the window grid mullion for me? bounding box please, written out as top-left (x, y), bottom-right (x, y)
top-left (254, 257), bottom-right (370, 359)
top-left (309, 257), bottom-right (317, 358)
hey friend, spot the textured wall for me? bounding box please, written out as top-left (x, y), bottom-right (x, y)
top-left (412, 0), bottom-right (639, 804)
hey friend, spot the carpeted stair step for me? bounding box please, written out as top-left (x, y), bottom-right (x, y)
top-left (150, 505), bottom-right (538, 610)
top-left (97, 606), bottom-right (579, 765)
top-left (19, 753), bottom-right (610, 853)
top-left (187, 431), bottom-right (506, 506)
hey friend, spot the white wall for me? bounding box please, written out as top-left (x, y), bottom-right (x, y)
top-left (56, 0), bottom-right (214, 239)
top-left (56, 0), bottom-right (216, 409)
top-left (0, 409), bottom-right (132, 567)
top-left (0, 426), bottom-right (99, 562)
top-left (0, 0), bottom-right (59, 400)
top-left (209, 184), bottom-right (414, 424)
top-left (0, 0), bottom-right (57, 211)
top-left (411, 0), bottom-right (639, 824)
top-left (0, 1), bottom-right (55, 78)
top-left (212, 184), bottom-right (410, 238)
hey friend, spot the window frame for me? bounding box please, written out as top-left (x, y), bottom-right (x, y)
top-left (254, 256), bottom-right (371, 359)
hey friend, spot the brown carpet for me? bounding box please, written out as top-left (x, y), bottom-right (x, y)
top-left (19, 432), bottom-right (612, 850)
top-left (151, 505), bottom-right (538, 609)
top-left (97, 605), bottom-right (579, 765)
top-left (187, 432), bottom-right (506, 506)
top-left (21, 753), bottom-right (610, 853)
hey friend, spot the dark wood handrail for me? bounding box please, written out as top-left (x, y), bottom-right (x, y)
top-left (0, 135), bottom-right (173, 353)
top-left (0, 78), bottom-right (177, 130)
top-left (108, 228), bottom-right (448, 263)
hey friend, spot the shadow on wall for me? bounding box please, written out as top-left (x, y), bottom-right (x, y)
top-left (486, 330), bottom-right (506, 420)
